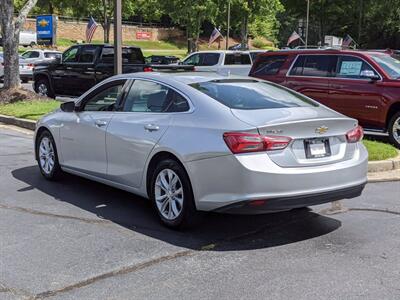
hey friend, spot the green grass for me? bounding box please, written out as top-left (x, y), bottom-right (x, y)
top-left (363, 139), bottom-right (398, 161)
top-left (0, 100), bottom-right (60, 121)
top-left (56, 38), bottom-right (186, 50)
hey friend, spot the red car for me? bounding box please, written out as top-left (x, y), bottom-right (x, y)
top-left (249, 49), bottom-right (400, 148)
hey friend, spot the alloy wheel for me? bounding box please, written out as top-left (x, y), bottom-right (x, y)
top-left (37, 83), bottom-right (48, 96)
top-left (154, 169), bottom-right (184, 220)
top-left (39, 137), bottom-right (55, 175)
top-left (392, 116), bottom-right (400, 144)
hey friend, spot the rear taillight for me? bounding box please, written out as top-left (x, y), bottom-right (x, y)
top-left (143, 67), bottom-right (153, 72)
top-left (223, 132), bottom-right (291, 154)
top-left (346, 125), bottom-right (364, 143)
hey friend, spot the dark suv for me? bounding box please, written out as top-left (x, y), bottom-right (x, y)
top-left (250, 49), bottom-right (400, 148)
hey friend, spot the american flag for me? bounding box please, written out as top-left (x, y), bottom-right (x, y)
top-left (342, 34), bottom-right (354, 48)
top-left (86, 16), bottom-right (98, 43)
top-left (287, 31), bottom-right (301, 46)
top-left (208, 28), bottom-right (222, 47)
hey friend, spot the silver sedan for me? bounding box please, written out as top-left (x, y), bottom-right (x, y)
top-left (34, 72), bottom-right (368, 228)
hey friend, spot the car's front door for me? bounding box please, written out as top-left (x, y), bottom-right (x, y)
top-left (59, 80), bottom-right (127, 177)
top-left (53, 46), bottom-right (80, 95)
top-left (285, 54), bottom-right (337, 106)
top-left (106, 79), bottom-right (188, 188)
top-left (328, 55), bottom-right (385, 128)
top-left (75, 45), bottom-right (100, 94)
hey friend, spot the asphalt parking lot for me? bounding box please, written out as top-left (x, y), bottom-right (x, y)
top-left (1, 125), bottom-right (400, 300)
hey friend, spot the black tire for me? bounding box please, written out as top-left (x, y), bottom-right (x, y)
top-left (21, 78), bottom-right (28, 83)
top-left (36, 130), bottom-right (63, 180)
top-left (29, 42), bottom-right (36, 47)
top-left (388, 111), bottom-right (400, 149)
top-left (150, 159), bottom-right (200, 229)
top-left (35, 78), bottom-right (55, 98)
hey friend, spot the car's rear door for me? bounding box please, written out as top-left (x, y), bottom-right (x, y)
top-left (59, 79), bottom-right (127, 176)
top-left (328, 55), bottom-right (385, 127)
top-left (285, 54), bottom-right (337, 106)
top-left (106, 79), bottom-right (189, 188)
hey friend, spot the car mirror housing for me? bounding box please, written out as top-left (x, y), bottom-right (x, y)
top-left (60, 101), bottom-right (76, 112)
top-left (360, 70), bottom-right (380, 81)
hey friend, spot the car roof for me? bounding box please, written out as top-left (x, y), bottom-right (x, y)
top-left (264, 48), bottom-right (390, 56)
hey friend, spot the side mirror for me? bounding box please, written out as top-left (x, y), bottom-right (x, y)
top-left (60, 101), bottom-right (76, 112)
top-left (360, 70), bottom-right (380, 81)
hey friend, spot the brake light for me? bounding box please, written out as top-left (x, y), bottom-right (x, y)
top-left (223, 132), bottom-right (291, 154)
top-left (143, 67), bottom-right (153, 72)
top-left (346, 125), bottom-right (364, 143)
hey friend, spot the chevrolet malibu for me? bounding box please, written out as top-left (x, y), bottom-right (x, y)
top-left (34, 72), bottom-right (368, 228)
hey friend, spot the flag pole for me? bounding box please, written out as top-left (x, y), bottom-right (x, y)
top-left (114, 0), bottom-right (122, 75)
top-left (305, 0), bottom-right (310, 48)
top-left (226, 0), bottom-right (230, 50)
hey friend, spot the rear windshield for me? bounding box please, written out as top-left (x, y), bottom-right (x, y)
top-left (190, 79), bottom-right (318, 110)
top-left (44, 52), bottom-right (61, 59)
top-left (101, 47), bottom-right (145, 64)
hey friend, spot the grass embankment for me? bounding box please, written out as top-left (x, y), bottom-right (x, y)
top-left (0, 100), bottom-right (60, 120)
top-left (363, 139), bottom-right (398, 161)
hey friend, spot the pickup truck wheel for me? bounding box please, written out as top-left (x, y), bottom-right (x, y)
top-left (35, 78), bottom-right (55, 98)
top-left (388, 112), bottom-right (400, 149)
top-left (29, 42), bottom-right (36, 47)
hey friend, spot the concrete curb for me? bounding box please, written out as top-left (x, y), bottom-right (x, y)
top-left (0, 114), bottom-right (36, 131)
top-left (368, 153), bottom-right (400, 173)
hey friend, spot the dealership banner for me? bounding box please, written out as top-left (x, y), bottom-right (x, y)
top-left (136, 31), bottom-right (152, 40)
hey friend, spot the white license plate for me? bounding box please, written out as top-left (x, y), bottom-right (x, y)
top-left (309, 143), bottom-right (326, 156)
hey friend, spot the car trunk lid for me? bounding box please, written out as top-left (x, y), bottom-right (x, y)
top-left (231, 107), bottom-right (359, 167)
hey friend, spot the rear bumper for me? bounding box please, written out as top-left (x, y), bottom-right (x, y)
top-left (186, 143), bottom-right (368, 212)
top-left (213, 183), bottom-right (365, 214)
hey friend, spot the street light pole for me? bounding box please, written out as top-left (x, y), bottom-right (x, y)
top-left (226, 0), bottom-right (230, 50)
top-left (305, 0), bottom-right (310, 48)
top-left (114, 0), bottom-right (122, 75)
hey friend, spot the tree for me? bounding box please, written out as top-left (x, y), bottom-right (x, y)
top-left (161, 0), bottom-right (218, 51)
top-left (0, 0), bottom-right (38, 90)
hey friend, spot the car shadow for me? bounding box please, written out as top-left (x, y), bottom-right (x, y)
top-left (12, 166), bottom-right (341, 251)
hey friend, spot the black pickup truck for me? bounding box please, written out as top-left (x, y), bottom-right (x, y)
top-left (33, 44), bottom-right (150, 98)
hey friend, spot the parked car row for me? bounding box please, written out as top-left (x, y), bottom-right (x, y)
top-left (28, 44), bottom-right (400, 148)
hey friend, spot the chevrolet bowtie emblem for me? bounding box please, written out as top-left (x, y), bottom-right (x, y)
top-left (315, 126), bottom-right (329, 134)
top-left (38, 19), bottom-right (49, 27)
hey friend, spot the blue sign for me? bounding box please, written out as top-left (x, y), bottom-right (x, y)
top-left (36, 15), bottom-right (53, 39)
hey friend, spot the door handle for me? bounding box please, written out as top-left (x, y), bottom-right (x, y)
top-left (144, 124), bottom-right (160, 132)
top-left (95, 120), bottom-right (108, 127)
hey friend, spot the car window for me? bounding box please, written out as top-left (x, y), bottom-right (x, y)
top-left (44, 52), bottom-right (61, 59)
top-left (165, 90), bottom-right (190, 112)
top-left (22, 52), bottom-right (32, 58)
top-left (224, 53), bottom-right (251, 65)
top-left (190, 79), bottom-right (318, 110)
top-left (336, 56), bottom-right (378, 79)
top-left (100, 47), bottom-right (145, 64)
top-left (124, 80), bottom-right (170, 112)
top-left (200, 53), bottom-right (220, 66)
top-left (183, 54), bottom-right (200, 66)
top-left (79, 46), bottom-right (98, 63)
top-left (30, 51), bottom-right (40, 58)
top-left (123, 80), bottom-right (189, 113)
top-left (369, 54), bottom-right (400, 79)
top-left (252, 55), bottom-right (287, 76)
top-left (82, 82), bottom-right (126, 112)
top-left (290, 55), bottom-right (336, 77)
top-left (63, 47), bottom-right (79, 63)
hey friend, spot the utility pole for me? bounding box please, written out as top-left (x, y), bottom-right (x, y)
top-left (305, 0), bottom-right (310, 48)
top-left (226, 0), bottom-right (230, 50)
top-left (114, 0), bottom-right (122, 74)
top-left (358, 0), bottom-right (363, 44)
